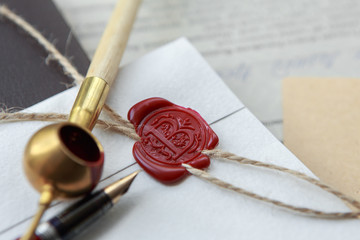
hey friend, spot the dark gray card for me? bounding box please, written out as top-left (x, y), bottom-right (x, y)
top-left (0, 0), bottom-right (89, 110)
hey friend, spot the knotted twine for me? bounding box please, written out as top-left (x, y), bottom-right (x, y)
top-left (1, 5), bottom-right (360, 219)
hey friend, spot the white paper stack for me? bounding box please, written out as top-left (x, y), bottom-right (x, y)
top-left (0, 39), bottom-right (358, 239)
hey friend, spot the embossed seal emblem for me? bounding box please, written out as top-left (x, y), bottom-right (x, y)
top-left (128, 98), bottom-right (219, 183)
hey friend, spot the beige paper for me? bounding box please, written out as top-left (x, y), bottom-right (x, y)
top-left (283, 77), bottom-right (360, 201)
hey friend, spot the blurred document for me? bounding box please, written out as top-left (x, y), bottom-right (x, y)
top-left (54, 0), bottom-right (360, 139)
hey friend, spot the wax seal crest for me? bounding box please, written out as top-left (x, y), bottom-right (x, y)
top-left (128, 97), bottom-right (219, 183)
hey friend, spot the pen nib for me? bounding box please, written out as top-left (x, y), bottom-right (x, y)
top-left (104, 170), bottom-right (141, 204)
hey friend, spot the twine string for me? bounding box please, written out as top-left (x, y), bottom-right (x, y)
top-left (0, 111), bottom-right (140, 141)
top-left (184, 149), bottom-right (360, 218)
top-left (183, 164), bottom-right (360, 219)
top-left (203, 149), bottom-right (360, 210)
top-left (1, 4), bottom-right (359, 219)
top-left (0, 5), bottom-right (83, 85)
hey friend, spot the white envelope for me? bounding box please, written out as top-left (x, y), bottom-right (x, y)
top-left (0, 38), bottom-right (358, 240)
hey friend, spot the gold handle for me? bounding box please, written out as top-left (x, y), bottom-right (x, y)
top-left (20, 185), bottom-right (54, 240)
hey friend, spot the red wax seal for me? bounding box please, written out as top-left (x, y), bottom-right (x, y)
top-left (128, 98), bottom-right (219, 183)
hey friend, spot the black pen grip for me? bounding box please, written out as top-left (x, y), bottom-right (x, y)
top-left (38, 191), bottom-right (113, 240)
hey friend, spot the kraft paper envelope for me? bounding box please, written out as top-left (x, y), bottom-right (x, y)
top-left (283, 77), bottom-right (360, 203)
top-left (1, 40), bottom-right (359, 240)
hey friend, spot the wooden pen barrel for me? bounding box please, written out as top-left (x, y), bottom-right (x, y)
top-left (69, 0), bottom-right (141, 129)
top-left (86, 0), bottom-right (141, 85)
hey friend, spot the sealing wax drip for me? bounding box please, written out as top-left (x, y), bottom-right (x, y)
top-left (128, 97), bottom-right (219, 183)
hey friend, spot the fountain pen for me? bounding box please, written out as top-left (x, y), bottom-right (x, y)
top-left (33, 170), bottom-right (140, 240)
